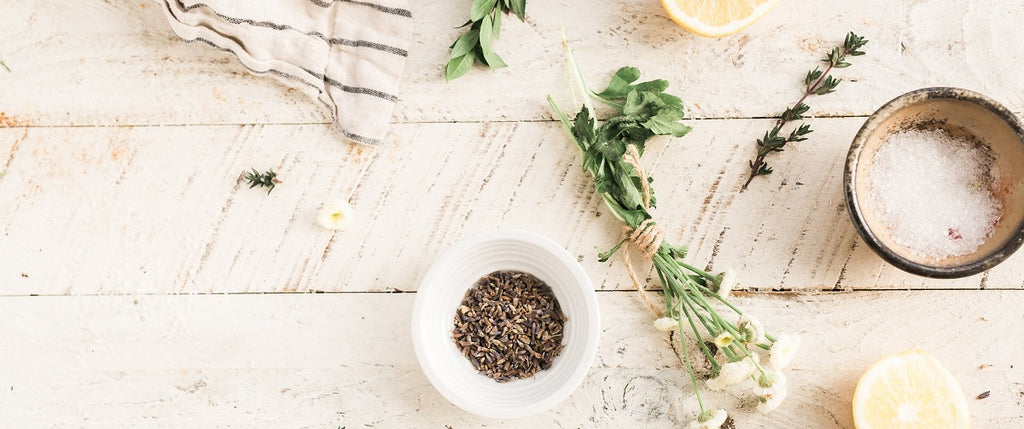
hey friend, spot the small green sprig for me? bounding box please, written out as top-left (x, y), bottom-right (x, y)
top-left (742, 31), bottom-right (868, 190)
top-left (445, 0), bottom-right (526, 81)
top-left (0, 61), bottom-right (10, 73)
top-left (243, 168), bottom-right (280, 194)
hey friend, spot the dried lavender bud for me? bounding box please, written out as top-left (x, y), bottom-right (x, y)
top-left (452, 270), bottom-right (566, 382)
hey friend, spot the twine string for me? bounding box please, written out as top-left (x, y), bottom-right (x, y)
top-left (620, 144), bottom-right (665, 317)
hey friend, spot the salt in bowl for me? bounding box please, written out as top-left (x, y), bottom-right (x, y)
top-left (845, 87), bottom-right (1024, 278)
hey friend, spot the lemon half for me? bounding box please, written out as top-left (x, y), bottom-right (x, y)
top-left (853, 350), bottom-right (971, 429)
top-left (661, 0), bottom-right (780, 38)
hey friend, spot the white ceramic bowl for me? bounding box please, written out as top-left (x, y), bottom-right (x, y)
top-left (411, 229), bottom-right (600, 419)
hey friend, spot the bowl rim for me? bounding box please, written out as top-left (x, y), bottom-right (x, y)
top-left (844, 87), bottom-right (1024, 278)
top-left (410, 228), bottom-right (600, 419)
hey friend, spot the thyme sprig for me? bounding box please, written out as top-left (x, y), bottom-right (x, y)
top-left (548, 36), bottom-right (799, 425)
top-left (742, 31), bottom-right (868, 189)
top-left (445, 0), bottom-right (526, 81)
top-left (243, 168), bottom-right (280, 194)
top-left (0, 61), bottom-right (9, 73)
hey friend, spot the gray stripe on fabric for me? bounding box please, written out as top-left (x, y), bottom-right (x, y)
top-left (187, 36), bottom-right (383, 145)
top-left (178, 2), bottom-right (408, 56)
top-left (301, 68), bottom-right (399, 102)
top-left (319, 36), bottom-right (407, 56)
top-left (307, 0), bottom-right (412, 18)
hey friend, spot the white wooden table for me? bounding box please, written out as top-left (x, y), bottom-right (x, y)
top-left (2, 1), bottom-right (1023, 427)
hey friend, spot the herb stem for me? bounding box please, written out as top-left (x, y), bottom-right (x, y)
top-left (677, 261), bottom-right (716, 282)
top-left (671, 282), bottom-right (720, 369)
top-left (689, 281), bottom-right (744, 315)
top-left (676, 296), bottom-right (707, 413)
top-left (742, 60), bottom-right (836, 190)
top-left (742, 31), bottom-right (867, 190)
top-left (560, 29), bottom-right (595, 121)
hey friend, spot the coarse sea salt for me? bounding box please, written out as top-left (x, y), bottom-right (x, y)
top-left (867, 128), bottom-right (1001, 259)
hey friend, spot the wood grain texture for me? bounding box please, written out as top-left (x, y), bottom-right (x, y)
top-left (0, 291), bottom-right (1020, 428)
top-left (5, 120), bottom-right (1024, 294)
top-left (1, 0), bottom-right (1022, 126)
top-left (1, 1), bottom-right (1021, 426)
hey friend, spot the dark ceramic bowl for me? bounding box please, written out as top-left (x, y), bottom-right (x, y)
top-left (845, 87), bottom-right (1024, 278)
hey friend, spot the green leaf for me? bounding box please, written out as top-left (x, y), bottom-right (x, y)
top-left (658, 93), bottom-right (684, 110)
top-left (445, 51), bottom-right (476, 81)
top-left (781, 103), bottom-right (809, 122)
top-left (492, 8), bottom-right (502, 37)
top-left (470, 0), bottom-right (497, 21)
top-left (618, 209), bottom-right (647, 229)
top-left (643, 109), bottom-right (691, 137)
top-left (571, 107), bottom-right (596, 147)
top-left (478, 15), bottom-right (507, 68)
top-left (510, 0), bottom-right (526, 21)
top-left (633, 79), bottom-right (670, 93)
top-left (617, 170), bottom-right (645, 210)
top-left (591, 137), bottom-right (626, 161)
top-left (804, 67), bottom-right (822, 86)
top-left (450, 29), bottom-right (480, 58)
top-left (583, 156), bottom-right (598, 175)
top-left (622, 89), bottom-right (669, 120)
top-left (621, 90), bottom-right (645, 116)
top-left (594, 66), bottom-right (640, 100)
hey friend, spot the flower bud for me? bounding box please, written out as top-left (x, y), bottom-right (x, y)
top-left (714, 268), bottom-right (737, 298)
top-left (737, 314), bottom-right (766, 344)
top-left (690, 409), bottom-right (728, 429)
top-left (713, 331), bottom-right (735, 348)
top-left (706, 355), bottom-right (757, 390)
top-left (768, 334), bottom-right (801, 369)
top-left (653, 317), bottom-right (679, 332)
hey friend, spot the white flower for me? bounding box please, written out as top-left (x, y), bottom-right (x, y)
top-left (756, 381), bottom-right (788, 412)
top-left (713, 331), bottom-right (735, 348)
top-left (753, 371), bottom-right (787, 397)
top-left (688, 409), bottom-right (728, 429)
top-left (706, 355), bottom-right (757, 390)
top-left (654, 317), bottom-right (679, 332)
top-left (716, 268), bottom-right (737, 298)
top-left (316, 200), bottom-right (355, 230)
top-left (737, 313), bottom-right (766, 344)
top-left (768, 334), bottom-right (801, 369)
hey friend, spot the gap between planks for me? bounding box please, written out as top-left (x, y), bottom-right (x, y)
top-left (0, 288), bottom-right (1018, 298)
top-left (0, 113), bottom-right (895, 129)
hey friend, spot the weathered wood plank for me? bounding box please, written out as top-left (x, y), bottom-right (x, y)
top-left (0, 291), bottom-right (1019, 428)
top-left (3, 120), bottom-right (1022, 294)
top-left (0, 0), bottom-right (1022, 125)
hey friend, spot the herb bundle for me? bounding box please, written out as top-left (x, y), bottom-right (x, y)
top-left (445, 0), bottom-right (526, 81)
top-left (742, 31), bottom-right (868, 189)
top-left (548, 38), bottom-right (799, 426)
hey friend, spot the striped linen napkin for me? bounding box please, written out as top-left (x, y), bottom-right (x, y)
top-left (160, 0), bottom-right (413, 145)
